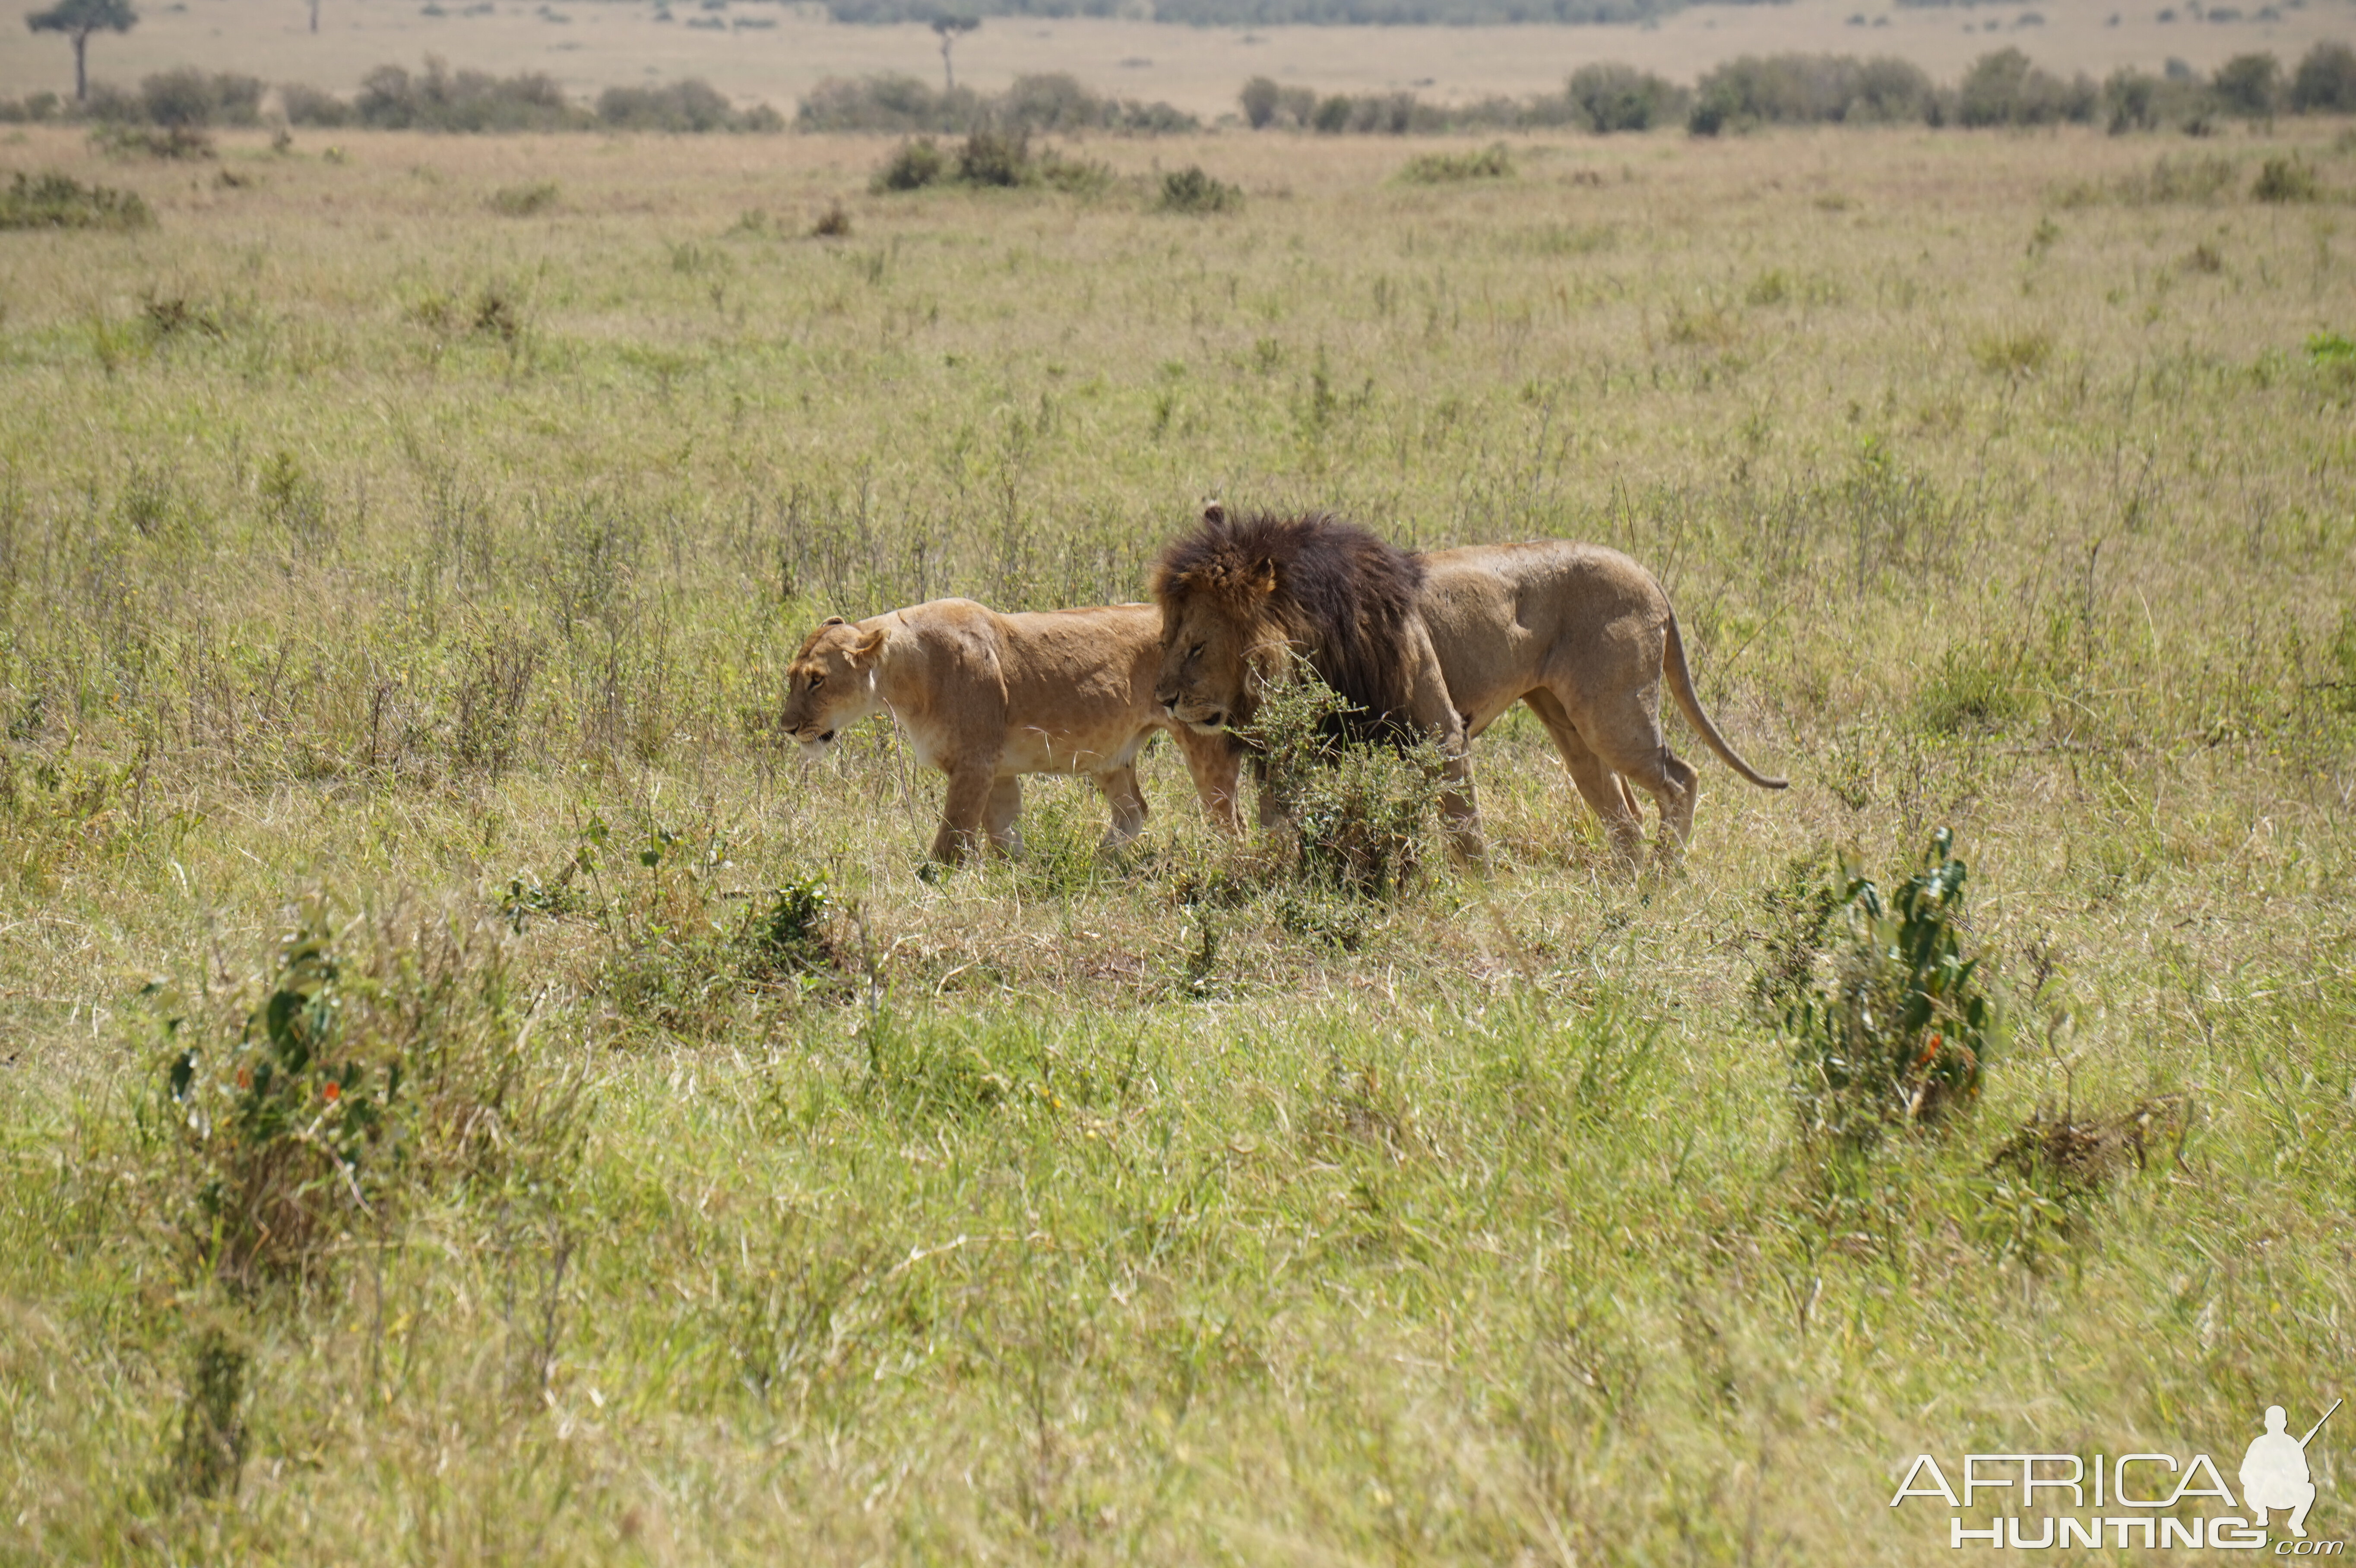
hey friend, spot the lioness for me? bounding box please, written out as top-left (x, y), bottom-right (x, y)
top-left (1416, 539), bottom-right (1786, 865)
top-left (782, 598), bottom-right (1241, 866)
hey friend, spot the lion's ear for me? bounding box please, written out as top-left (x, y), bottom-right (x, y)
top-left (1249, 558), bottom-right (1278, 596)
top-left (1200, 502), bottom-right (1226, 528)
top-left (821, 615), bottom-right (846, 627)
top-left (848, 626), bottom-right (887, 664)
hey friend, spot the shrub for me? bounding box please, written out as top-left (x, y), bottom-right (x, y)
top-left (2125, 151), bottom-right (2237, 202)
top-left (873, 136), bottom-right (947, 191)
top-left (2100, 67), bottom-right (2188, 132)
top-left (955, 126), bottom-right (1028, 187)
top-left (1240, 73), bottom-right (1282, 128)
top-left (811, 200), bottom-right (852, 236)
top-left (488, 180), bottom-right (558, 215)
top-left (355, 56), bottom-right (585, 131)
top-left (149, 895), bottom-right (579, 1288)
top-left (1244, 660), bottom-right (1443, 901)
top-left (0, 170), bottom-right (154, 230)
top-left (1957, 47), bottom-right (2097, 126)
top-left (1688, 53), bottom-right (1941, 133)
top-left (1158, 164), bottom-right (1242, 213)
top-left (139, 68), bottom-right (264, 128)
top-left (2290, 40), bottom-right (2356, 111)
top-left (596, 78), bottom-right (764, 132)
top-left (800, 71), bottom-right (1194, 135)
top-left (1785, 829), bottom-right (2004, 1150)
top-left (2212, 51), bottom-right (2282, 116)
top-left (279, 82), bottom-right (352, 127)
top-left (91, 123), bottom-right (216, 159)
top-left (1399, 142), bottom-right (1511, 182)
top-left (2252, 155), bottom-right (2318, 202)
top-left (1565, 63), bottom-right (1682, 131)
top-left (0, 90), bottom-right (63, 123)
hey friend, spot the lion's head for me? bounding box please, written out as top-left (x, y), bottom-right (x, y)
top-left (781, 616), bottom-right (887, 754)
top-left (1151, 504), bottom-right (1426, 743)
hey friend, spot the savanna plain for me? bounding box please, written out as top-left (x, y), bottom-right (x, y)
top-left (0, 116), bottom-right (2353, 1564)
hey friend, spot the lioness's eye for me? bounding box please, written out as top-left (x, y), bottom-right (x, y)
top-left (1188, 643), bottom-right (1204, 659)
top-left (808, 674), bottom-right (824, 690)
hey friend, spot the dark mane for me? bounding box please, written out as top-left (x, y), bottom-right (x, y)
top-left (1154, 508), bottom-right (1426, 740)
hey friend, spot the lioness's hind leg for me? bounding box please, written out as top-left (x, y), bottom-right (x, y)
top-left (1093, 764), bottom-right (1148, 850)
top-left (1523, 692), bottom-right (1644, 869)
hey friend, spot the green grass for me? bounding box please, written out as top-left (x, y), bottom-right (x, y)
top-left (0, 119), bottom-right (2352, 1562)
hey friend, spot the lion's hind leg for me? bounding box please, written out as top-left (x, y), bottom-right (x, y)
top-left (1523, 691), bottom-right (1645, 870)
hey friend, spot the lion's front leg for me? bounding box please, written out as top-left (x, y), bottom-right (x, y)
top-left (1401, 625), bottom-right (1484, 865)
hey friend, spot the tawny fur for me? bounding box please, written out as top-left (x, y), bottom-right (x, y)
top-left (1152, 505), bottom-right (1483, 858)
top-left (783, 598), bottom-right (1241, 866)
top-left (1416, 540), bottom-right (1786, 866)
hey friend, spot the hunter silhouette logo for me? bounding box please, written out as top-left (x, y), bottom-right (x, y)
top-left (1889, 1396), bottom-right (2341, 1551)
top-left (2245, 1400), bottom-right (2340, 1540)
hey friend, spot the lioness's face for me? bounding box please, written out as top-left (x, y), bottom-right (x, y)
top-left (781, 619), bottom-right (885, 755)
top-left (1155, 595), bottom-right (1273, 736)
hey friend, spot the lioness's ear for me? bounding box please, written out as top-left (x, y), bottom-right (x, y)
top-left (821, 615), bottom-right (846, 627)
top-left (1249, 558), bottom-right (1277, 596)
top-left (1200, 502), bottom-right (1226, 528)
top-left (848, 626), bottom-right (887, 664)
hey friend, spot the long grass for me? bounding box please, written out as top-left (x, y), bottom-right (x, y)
top-left (0, 120), bottom-right (2352, 1562)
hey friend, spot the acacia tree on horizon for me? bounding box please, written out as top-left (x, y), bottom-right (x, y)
top-left (25, 0), bottom-right (137, 102)
top-left (931, 13), bottom-right (977, 94)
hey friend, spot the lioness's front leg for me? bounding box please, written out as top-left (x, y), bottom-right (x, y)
top-left (983, 775), bottom-right (1025, 856)
top-left (1092, 765), bottom-right (1148, 850)
top-left (1168, 724), bottom-right (1243, 834)
top-left (933, 763), bottom-right (1001, 866)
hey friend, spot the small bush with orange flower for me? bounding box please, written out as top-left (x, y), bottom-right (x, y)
top-left (1783, 828), bottom-right (2005, 1151)
top-left (145, 892), bottom-right (582, 1289)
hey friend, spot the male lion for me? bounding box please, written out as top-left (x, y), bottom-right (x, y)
top-left (1153, 506), bottom-right (1784, 868)
top-left (782, 598), bottom-right (1241, 866)
top-left (1416, 538), bottom-right (1786, 866)
top-left (1152, 508), bottom-right (1485, 858)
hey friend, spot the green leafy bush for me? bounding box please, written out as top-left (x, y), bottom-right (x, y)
top-left (1398, 142), bottom-right (1512, 183)
top-left (1955, 47), bottom-right (2096, 127)
top-left (150, 895), bottom-right (575, 1287)
top-left (488, 180), bottom-right (558, 215)
top-left (1565, 63), bottom-right (1685, 131)
top-left (801, 71), bottom-right (1194, 134)
top-left (873, 136), bottom-right (947, 191)
top-left (2252, 155), bottom-right (2318, 203)
top-left (2290, 40), bottom-right (2356, 111)
top-left (1158, 164), bottom-right (1242, 213)
top-left (1244, 662), bottom-right (1444, 901)
top-left (596, 78), bottom-right (780, 132)
top-left (1784, 829), bottom-right (2005, 1149)
top-left (0, 171), bottom-right (154, 230)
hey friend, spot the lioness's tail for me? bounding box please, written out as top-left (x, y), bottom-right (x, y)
top-left (1663, 610), bottom-right (1787, 790)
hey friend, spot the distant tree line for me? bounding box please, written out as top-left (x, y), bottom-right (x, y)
top-left (1232, 40), bottom-right (2356, 137)
top-left (798, 71), bottom-right (1196, 133)
top-left (823, 0), bottom-right (1742, 22)
top-left (6, 41), bottom-right (2347, 138)
top-left (0, 58), bottom-right (783, 132)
